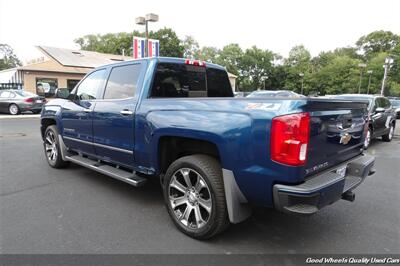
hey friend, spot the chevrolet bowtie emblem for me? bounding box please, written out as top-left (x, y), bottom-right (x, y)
top-left (340, 133), bottom-right (352, 145)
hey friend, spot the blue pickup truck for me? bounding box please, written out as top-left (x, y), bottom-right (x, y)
top-left (41, 57), bottom-right (375, 239)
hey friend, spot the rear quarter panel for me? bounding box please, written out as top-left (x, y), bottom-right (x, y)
top-left (135, 98), bottom-right (308, 206)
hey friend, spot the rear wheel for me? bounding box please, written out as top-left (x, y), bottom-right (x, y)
top-left (382, 124), bottom-right (395, 142)
top-left (44, 125), bottom-right (69, 168)
top-left (8, 104), bottom-right (20, 115)
top-left (163, 155), bottom-right (229, 239)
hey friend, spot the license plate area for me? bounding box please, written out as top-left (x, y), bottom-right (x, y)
top-left (336, 165), bottom-right (347, 178)
top-left (36, 100), bottom-right (42, 103)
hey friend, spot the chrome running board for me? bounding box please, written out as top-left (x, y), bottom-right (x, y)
top-left (65, 155), bottom-right (147, 187)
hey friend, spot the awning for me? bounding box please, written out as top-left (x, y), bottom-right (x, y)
top-left (0, 68), bottom-right (23, 84)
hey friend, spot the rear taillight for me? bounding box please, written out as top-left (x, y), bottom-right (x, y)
top-left (25, 98), bottom-right (34, 103)
top-left (185, 59), bottom-right (206, 67)
top-left (270, 112), bottom-right (310, 166)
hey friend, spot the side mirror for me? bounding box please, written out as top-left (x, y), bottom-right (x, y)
top-left (55, 88), bottom-right (70, 99)
top-left (375, 107), bottom-right (385, 113)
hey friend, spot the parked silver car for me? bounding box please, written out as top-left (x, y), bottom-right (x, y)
top-left (0, 90), bottom-right (45, 115)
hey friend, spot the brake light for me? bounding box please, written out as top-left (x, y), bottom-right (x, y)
top-left (25, 98), bottom-right (34, 103)
top-left (270, 112), bottom-right (310, 166)
top-left (185, 59), bottom-right (206, 67)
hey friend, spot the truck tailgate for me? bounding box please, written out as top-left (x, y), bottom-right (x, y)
top-left (303, 100), bottom-right (368, 177)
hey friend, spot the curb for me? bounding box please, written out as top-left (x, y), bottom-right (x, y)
top-left (0, 114), bottom-right (40, 120)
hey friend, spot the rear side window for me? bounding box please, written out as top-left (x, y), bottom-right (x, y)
top-left (104, 64), bottom-right (141, 99)
top-left (206, 68), bottom-right (233, 97)
top-left (150, 63), bottom-right (233, 98)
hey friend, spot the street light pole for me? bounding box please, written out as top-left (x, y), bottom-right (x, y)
top-left (299, 73), bottom-right (304, 95)
top-left (380, 57), bottom-right (394, 96)
top-left (145, 20), bottom-right (149, 57)
top-left (262, 76), bottom-right (268, 90)
top-left (135, 13), bottom-right (159, 57)
top-left (366, 70), bottom-right (373, 94)
top-left (358, 63), bottom-right (367, 94)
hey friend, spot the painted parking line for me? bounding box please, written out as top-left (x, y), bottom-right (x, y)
top-left (0, 114), bottom-right (40, 119)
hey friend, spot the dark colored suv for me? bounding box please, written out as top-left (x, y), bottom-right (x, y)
top-left (332, 94), bottom-right (396, 149)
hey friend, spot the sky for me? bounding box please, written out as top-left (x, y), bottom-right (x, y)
top-left (1, 0), bottom-right (399, 64)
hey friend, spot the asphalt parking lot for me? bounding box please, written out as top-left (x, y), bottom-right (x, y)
top-left (1, 116), bottom-right (399, 254)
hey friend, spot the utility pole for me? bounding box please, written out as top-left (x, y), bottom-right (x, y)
top-left (380, 57), bottom-right (394, 96)
top-left (358, 63), bottom-right (367, 94)
top-left (366, 70), bottom-right (373, 94)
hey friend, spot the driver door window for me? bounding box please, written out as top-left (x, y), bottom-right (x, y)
top-left (75, 69), bottom-right (106, 100)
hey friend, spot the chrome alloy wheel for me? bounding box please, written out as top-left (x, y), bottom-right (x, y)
top-left (9, 104), bottom-right (19, 115)
top-left (45, 130), bottom-right (58, 163)
top-left (389, 125), bottom-right (394, 140)
top-left (364, 129), bottom-right (371, 148)
top-left (168, 168), bottom-right (212, 229)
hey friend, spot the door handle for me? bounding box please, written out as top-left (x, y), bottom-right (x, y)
top-left (83, 108), bottom-right (92, 113)
top-left (120, 109), bottom-right (133, 115)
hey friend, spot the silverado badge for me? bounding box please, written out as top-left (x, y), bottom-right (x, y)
top-left (340, 133), bottom-right (352, 145)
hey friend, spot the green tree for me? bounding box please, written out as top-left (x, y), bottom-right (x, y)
top-left (214, 43), bottom-right (243, 76)
top-left (284, 45), bottom-right (312, 94)
top-left (75, 28), bottom-right (184, 57)
top-left (74, 32), bottom-right (137, 55)
top-left (181, 35), bottom-right (200, 59)
top-left (310, 55), bottom-right (361, 95)
top-left (0, 44), bottom-right (22, 70)
top-left (197, 46), bottom-right (220, 63)
top-left (149, 28), bottom-right (184, 57)
top-left (356, 30), bottom-right (399, 59)
top-left (238, 46), bottom-right (275, 91)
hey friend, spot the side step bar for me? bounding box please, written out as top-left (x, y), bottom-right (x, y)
top-left (65, 155), bottom-right (147, 187)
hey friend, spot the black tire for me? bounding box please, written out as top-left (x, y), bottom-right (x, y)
top-left (44, 125), bottom-right (70, 168)
top-left (8, 104), bottom-right (20, 115)
top-left (382, 123), bottom-right (395, 142)
top-left (163, 154), bottom-right (229, 239)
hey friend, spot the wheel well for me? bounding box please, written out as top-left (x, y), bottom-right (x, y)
top-left (41, 118), bottom-right (56, 140)
top-left (158, 136), bottom-right (220, 174)
top-left (8, 103), bottom-right (18, 109)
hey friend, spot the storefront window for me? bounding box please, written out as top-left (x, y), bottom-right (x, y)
top-left (67, 79), bottom-right (80, 91)
top-left (36, 78), bottom-right (58, 97)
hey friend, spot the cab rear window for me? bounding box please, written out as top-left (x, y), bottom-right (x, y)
top-left (150, 63), bottom-right (233, 98)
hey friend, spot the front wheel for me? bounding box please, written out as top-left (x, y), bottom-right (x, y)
top-left (163, 155), bottom-right (229, 239)
top-left (8, 104), bottom-right (20, 115)
top-left (44, 125), bottom-right (69, 168)
top-left (382, 124), bottom-right (395, 142)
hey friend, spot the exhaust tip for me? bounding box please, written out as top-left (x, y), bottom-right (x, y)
top-left (342, 191), bottom-right (355, 202)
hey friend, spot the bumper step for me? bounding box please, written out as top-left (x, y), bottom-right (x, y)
top-left (65, 155), bottom-right (147, 187)
top-left (273, 154), bottom-right (375, 215)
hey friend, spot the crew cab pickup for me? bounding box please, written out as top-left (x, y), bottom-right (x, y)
top-left (40, 57), bottom-right (375, 239)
